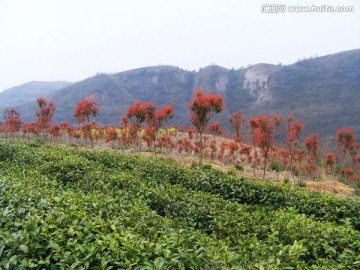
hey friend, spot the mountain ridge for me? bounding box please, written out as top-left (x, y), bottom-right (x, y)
top-left (0, 81), bottom-right (72, 110)
top-left (2, 49), bottom-right (360, 139)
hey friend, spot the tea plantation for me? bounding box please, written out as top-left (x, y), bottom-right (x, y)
top-left (0, 141), bottom-right (359, 269)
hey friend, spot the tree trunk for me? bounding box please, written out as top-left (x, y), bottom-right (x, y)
top-left (263, 150), bottom-right (268, 181)
top-left (154, 134), bottom-right (157, 157)
top-left (199, 132), bottom-right (203, 164)
top-left (289, 147), bottom-right (295, 184)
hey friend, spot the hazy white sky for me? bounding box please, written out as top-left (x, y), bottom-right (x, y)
top-left (0, 0), bottom-right (359, 91)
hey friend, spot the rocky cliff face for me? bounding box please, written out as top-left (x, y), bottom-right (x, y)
top-left (243, 64), bottom-right (280, 106)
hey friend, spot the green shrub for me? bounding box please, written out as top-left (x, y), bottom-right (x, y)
top-left (227, 169), bottom-right (236, 176)
top-left (1, 141), bottom-right (360, 268)
top-left (0, 141), bottom-right (16, 162)
top-left (41, 155), bottom-right (91, 183)
top-left (283, 177), bottom-right (291, 184)
top-left (235, 163), bottom-right (244, 171)
top-left (202, 163), bottom-right (212, 170)
top-left (296, 181), bottom-right (306, 188)
top-left (270, 161), bottom-right (281, 172)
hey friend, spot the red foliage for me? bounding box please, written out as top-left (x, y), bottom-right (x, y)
top-left (59, 121), bottom-right (74, 136)
top-left (228, 141), bottom-right (239, 153)
top-left (336, 127), bottom-right (354, 150)
top-left (349, 142), bottom-right (360, 160)
top-left (142, 133), bottom-right (153, 148)
top-left (249, 114), bottom-right (282, 151)
top-left (218, 142), bottom-right (227, 160)
top-left (126, 100), bottom-right (156, 128)
top-left (127, 124), bottom-right (139, 145)
top-left (73, 98), bottom-right (98, 147)
top-left (189, 88), bottom-right (223, 162)
top-left (340, 167), bottom-right (354, 177)
top-left (239, 144), bottom-right (252, 156)
top-left (60, 121), bottom-right (69, 130)
top-left (81, 122), bottom-right (95, 142)
top-left (104, 127), bottom-right (118, 143)
top-left (286, 115), bottom-right (302, 145)
top-left (305, 157), bottom-right (317, 175)
top-left (126, 100), bottom-right (160, 150)
top-left (335, 127), bottom-right (360, 172)
top-left (285, 114), bottom-right (303, 179)
top-left (118, 129), bottom-right (131, 150)
top-left (189, 89), bottom-right (223, 134)
top-left (35, 97), bottom-right (56, 132)
top-left (120, 115), bottom-right (129, 128)
top-left (157, 135), bottom-right (171, 150)
top-left (227, 141), bottom-right (239, 162)
top-left (48, 124), bottom-right (62, 137)
top-left (248, 113), bottom-right (282, 180)
top-left (304, 133), bottom-right (319, 159)
top-left (177, 137), bottom-right (193, 154)
top-left (187, 128), bottom-right (193, 139)
top-left (3, 107), bottom-right (22, 132)
top-left (228, 111), bottom-right (245, 142)
top-left (207, 121), bottom-right (222, 136)
top-left (325, 152), bottom-right (336, 168)
top-left (73, 98), bottom-right (99, 123)
top-left (159, 104), bottom-right (174, 122)
top-left (293, 149), bottom-right (305, 162)
top-left (147, 104), bottom-right (174, 133)
top-left (209, 140), bottom-right (217, 159)
top-left (22, 121), bottom-right (40, 135)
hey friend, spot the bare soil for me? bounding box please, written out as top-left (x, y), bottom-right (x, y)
top-left (134, 150), bottom-right (355, 198)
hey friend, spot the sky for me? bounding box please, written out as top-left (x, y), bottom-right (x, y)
top-left (0, 0), bottom-right (359, 91)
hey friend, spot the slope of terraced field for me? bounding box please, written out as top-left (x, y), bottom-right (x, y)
top-left (0, 141), bottom-right (359, 268)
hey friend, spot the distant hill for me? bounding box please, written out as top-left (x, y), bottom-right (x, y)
top-left (0, 81), bottom-right (72, 110)
top-left (9, 49), bottom-right (360, 140)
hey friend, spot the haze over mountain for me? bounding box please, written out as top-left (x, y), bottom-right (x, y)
top-left (0, 81), bottom-right (72, 109)
top-left (2, 49), bottom-right (360, 140)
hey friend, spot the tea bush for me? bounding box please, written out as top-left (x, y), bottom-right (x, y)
top-left (1, 141), bottom-right (359, 268)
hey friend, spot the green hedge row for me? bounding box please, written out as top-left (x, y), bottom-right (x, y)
top-left (1, 141), bottom-right (359, 229)
top-left (1, 141), bottom-right (360, 268)
top-left (75, 149), bottom-right (360, 230)
top-left (0, 166), bottom-right (242, 269)
top-left (80, 170), bottom-right (359, 268)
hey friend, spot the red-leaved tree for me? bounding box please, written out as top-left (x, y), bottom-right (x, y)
top-left (48, 124), bottom-right (62, 143)
top-left (336, 127), bottom-right (359, 171)
top-left (73, 98), bottom-right (99, 148)
top-left (249, 113), bottom-right (282, 181)
top-left (104, 127), bottom-right (118, 148)
top-left (228, 111), bottom-right (245, 143)
top-left (22, 121), bottom-right (40, 140)
top-left (35, 97), bottom-right (56, 139)
top-left (126, 100), bottom-right (157, 151)
top-left (304, 133), bottom-right (319, 159)
top-left (188, 88), bottom-right (223, 163)
top-left (325, 152), bottom-right (336, 173)
top-left (3, 107), bottom-right (22, 138)
top-left (304, 133), bottom-right (320, 177)
top-left (145, 104), bottom-right (174, 155)
top-left (285, 114), bottom-right (303, 182)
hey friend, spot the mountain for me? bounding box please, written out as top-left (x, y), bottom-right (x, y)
top-left (10, 49), bottom-right (360, 140)
top-left (0, 81), bottom-right (72, 110)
